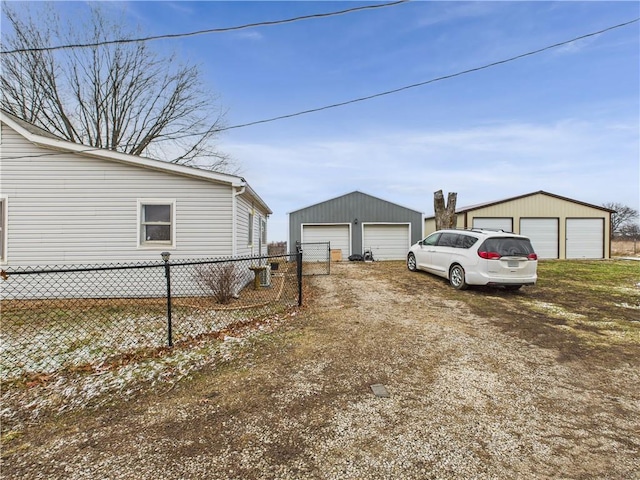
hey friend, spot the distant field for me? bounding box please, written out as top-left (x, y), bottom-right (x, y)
top-left (612, 239), bottom-right (639, 257)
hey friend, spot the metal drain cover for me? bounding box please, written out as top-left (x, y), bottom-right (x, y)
top-left (370, 384), bottom-right (390, 398)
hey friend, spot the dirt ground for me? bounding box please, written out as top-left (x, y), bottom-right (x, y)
top-left (2, 261), bottom-right (639, 479)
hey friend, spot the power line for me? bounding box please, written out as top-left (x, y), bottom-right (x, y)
top-left (3, 16), bottom-right (637, 160)
top-left (218, 17), bottom-right (640, 132)
top-left (0, 0), bottom-right (410, 55)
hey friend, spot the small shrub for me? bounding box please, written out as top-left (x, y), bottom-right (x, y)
top-left (193, 263), bottom-right (242, 304)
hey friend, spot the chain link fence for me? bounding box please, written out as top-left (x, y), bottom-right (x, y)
top-left (297, 242), bottom-right (331, 276)
top-left (0, 253), bottom-right (301, 381)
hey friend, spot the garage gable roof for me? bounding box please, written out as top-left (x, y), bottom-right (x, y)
top-left (425, 190), bottom-right (614, 219)
top-left (289, 190), bottom-right (422, 215)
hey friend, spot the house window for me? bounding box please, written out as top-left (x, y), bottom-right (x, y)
top-left (248, 212), bottom-right (254, 245)
top-left (139, 200), bottom-right (175, 247)
top-left (0, 199), bottom-right (5, 261)
top-left (261, 218), bottom-right (267, 244)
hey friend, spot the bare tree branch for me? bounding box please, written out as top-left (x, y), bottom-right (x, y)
top-left (603, 202), bottom-right (639, 238)
top-left (1, 2), bottom-right (231, 171)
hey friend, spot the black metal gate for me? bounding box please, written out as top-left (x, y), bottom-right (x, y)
top-left (296, 241), bottom-right (330, 275)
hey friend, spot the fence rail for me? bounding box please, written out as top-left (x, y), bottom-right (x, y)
top-left (0, 252), bottom-right (302, 381)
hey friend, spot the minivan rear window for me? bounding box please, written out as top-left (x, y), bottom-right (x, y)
top-left (479, 238), bottom-right (535, 256)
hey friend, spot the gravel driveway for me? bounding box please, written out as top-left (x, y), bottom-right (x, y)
top-left (3, 261), bottom-right (639, 479)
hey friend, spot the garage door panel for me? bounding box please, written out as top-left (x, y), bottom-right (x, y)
top-left (363, 224), bottom-right (410, 261)
top-left (302, 224), bottom-right (350, 258)
top-left (566, 219), bottom-right (604, 259)
top-left (521, 218), bottom-right (559, 259)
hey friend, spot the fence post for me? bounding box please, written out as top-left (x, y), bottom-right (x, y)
top-left (296, 247), bottom-right (303, 306)
top-left (161, 252), bottom-right (173, 347)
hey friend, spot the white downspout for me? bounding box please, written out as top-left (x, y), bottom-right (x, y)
top-left (232, 185), bottom-right (246, 257)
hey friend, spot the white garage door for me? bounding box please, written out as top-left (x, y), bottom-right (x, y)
top-left (566, 218), bottom-right (604, 259)
top-left (472, 217), bottom-right (513, 232)
top-left (520, 218), bottom-right (559, 259)
top-left (302, 224), bottom-right (350, 259)
top-left (362, 224), bottom-right (410, 261)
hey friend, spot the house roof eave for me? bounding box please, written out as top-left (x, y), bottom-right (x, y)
top-left (1, 109), bottom-right (245, 188)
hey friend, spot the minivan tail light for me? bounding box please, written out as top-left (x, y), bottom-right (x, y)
top-left (528, 253), bottom-right (538, 260)
top-left (478, 251), bottom-right (501, 259)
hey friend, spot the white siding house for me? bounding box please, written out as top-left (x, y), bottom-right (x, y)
top-left (0, 110), bottom-right (271, 267)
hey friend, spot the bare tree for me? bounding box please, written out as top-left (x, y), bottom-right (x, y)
top-left (602, 202), bottom-right (639, 238)
top-left (434, 190), bottom-right (457, 230)
top-left (1, 3), bottom-right (232, 171)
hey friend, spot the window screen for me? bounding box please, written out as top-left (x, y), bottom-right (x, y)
top-left (0, 199), bottom-right (5, 260)
top-left (141, 203), bottom-right (172, 244)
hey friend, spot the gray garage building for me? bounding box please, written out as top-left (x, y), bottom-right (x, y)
top-left (289, 191), bottom-right (423, 261)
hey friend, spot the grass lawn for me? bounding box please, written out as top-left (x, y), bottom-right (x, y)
top-left (446, 259), bottom-right (640, 359)
top-left (0, 273), bottom-right (298, 381)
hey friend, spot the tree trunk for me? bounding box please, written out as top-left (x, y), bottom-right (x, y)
top-left (434, 190), bottom-right (458, 230)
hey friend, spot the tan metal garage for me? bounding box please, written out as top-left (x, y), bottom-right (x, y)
top-left (424, 191), bottom-right (613, 259)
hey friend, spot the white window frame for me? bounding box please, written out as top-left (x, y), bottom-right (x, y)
top-left (261, 217), bottom-right (267, 245)
top-left (0, 197), bottom-right (6, 263)
top-left (248, 212), bottom-right (254, 246)
top-left (137, 199), bottom-right (176, 249)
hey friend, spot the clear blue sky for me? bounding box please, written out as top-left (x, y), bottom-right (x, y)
top-left (6, 1), bottom-right (640, 242)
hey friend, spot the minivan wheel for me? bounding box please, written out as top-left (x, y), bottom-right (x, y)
top-left (449, 264), bottom-right (468, 290)
top-left (407, 253), bottom-right (417, 272)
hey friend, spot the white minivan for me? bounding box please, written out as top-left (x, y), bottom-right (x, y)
top-left (407, 229), bottom-right (538, 290)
